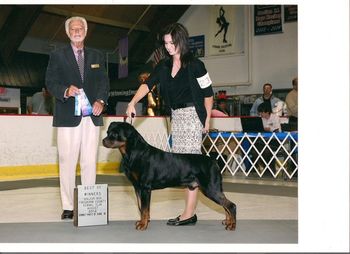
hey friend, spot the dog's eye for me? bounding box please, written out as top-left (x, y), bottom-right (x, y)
top-left (112, 132), bottom-right (123, 141)
top-left (106, 130), bottom-right (118, 140)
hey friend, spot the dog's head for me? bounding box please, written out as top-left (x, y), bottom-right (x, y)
top-left (102, 122), bottom-right (136, 150)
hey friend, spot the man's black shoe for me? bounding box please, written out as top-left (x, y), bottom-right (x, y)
top-left (61, 210), bottom-right (73, 220)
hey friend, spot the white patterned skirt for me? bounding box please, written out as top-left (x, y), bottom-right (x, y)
top-left (171, 106), bottom-right (203, 154)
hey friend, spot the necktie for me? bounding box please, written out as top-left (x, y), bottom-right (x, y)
top-left (77, 49), bottom-right (84, 81)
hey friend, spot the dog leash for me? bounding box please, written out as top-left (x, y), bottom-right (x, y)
top-left (124, 113), bottom-right (135, 125)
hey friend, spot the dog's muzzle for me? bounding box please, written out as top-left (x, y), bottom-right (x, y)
top-left (102, 138), bottom-right (124, 149)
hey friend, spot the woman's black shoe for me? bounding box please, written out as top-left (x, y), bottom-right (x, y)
top-left (167, 214), bottom-right (197, 226)
top-left (167, 215), bottom-right (181, 224)
top-left (61, 210), bottom-right (73, 220)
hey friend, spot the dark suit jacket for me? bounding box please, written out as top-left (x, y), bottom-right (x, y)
top-left (46, 45), bottom-right (109, 127)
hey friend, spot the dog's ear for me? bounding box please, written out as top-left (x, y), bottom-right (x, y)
top-left (121, 122), bottom-right (137, 139)
top-left (106, 122), bottom-right (129, 142)
top-left (113, 122), bottom-right (136, 142)
top-left (107, 121), bottom-right (120, 132)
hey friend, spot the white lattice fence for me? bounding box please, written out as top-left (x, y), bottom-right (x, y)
top-left (202, 132), bottom-right (298, 179)
top-left (142, 132), bottom-right (171, 152)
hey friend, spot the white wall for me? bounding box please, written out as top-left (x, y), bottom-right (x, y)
top-left (0, 116), bottom-right (165, 167)
top-left (179, 5), bottom-right (298, 95)
top-left (0, 115), bottom-right (290, 180)
top-left (0, 116), bottom-right (243, 168)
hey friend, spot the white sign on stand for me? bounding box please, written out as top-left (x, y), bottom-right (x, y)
top-left (74, 184), bottom-right (108, 227)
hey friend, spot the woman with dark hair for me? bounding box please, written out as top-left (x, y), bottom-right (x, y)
top-left (216, 98), bottom-right (230, 116)
top-left (126, 23), bottom-right (214, 226)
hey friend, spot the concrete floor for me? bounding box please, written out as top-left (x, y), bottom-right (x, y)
top-left (0, 174), bottom-right (298, 252)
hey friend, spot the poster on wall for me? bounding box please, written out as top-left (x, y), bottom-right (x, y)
top-left (284, 5), bottom-right (297, 22)
top-left (189, 35), bottom-right (205, 58)
top-left (254, 5), bottom-right (282, 35)
top-left (208, 5), bottom-right (245, 56)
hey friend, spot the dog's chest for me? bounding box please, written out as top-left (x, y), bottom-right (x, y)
top-left (125, 170), bottom-right (142, 184)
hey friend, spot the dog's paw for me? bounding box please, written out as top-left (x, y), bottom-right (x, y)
top-left (135, 220), bottom-right (148, 230)
top-left (221, 219), bottom-right (228, 225)
top-left (225, 222), bottom-right (236, 231)
top-left (222, 217), bottom-right (236, 230)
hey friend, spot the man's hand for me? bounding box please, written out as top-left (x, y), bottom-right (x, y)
top-left (92, 100), bottom-right (104, 116)
top-left (65, 85), bottom-right (80, 97)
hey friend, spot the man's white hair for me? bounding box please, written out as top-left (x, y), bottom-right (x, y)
top-left (65, 16), bottom-right (88, 37)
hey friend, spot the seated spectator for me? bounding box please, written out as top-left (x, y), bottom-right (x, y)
top-left (285, 77), bottom-right (298, 130)
top-left (250, 83), bottom-right (282, 116)
top-left (27, 87), bottom-right (54, 115)
top-left (217, 98), bottom-right (230, 115)
top-left (285, 77), bottom-right (298, 117)
top-left (258, 102), bottom-right (281, 132)
top-left (211, 98), bottom-right (230, 117)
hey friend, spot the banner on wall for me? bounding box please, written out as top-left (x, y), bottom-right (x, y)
top-left (208, 5), bottom-right (245, 56)
top-left (118, 37), bottom-right (128, 79)
top-left (189, 35), bottom-right (205, 58)
top-left (284, 5), bottom-right (297, 22)
top-left (254, 5), bottom-right (282, 35)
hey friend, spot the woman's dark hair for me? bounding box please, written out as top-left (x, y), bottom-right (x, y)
top-left (257, 102), bottom-right (272, 114)
top-left (161, 23), bottom-right (193, 67)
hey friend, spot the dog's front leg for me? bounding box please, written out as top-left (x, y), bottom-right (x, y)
top-left (133, 186), bottom-right (142, 213)
top-left (135, 188), bottom-right (151, 230)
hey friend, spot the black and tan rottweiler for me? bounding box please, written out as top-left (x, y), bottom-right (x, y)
top-left (102, 121), bottom-right (236, 231)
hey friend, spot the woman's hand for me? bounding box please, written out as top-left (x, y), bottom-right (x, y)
top-left (126, 103), bottom-right (136, 118)
top-left (125, 84), bottom-right (150, 118)
top-left (203, 119), bottom-right (210, 133)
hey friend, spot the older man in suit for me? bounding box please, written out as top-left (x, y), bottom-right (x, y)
top-left (46, 16), bottom-right (109, 220)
